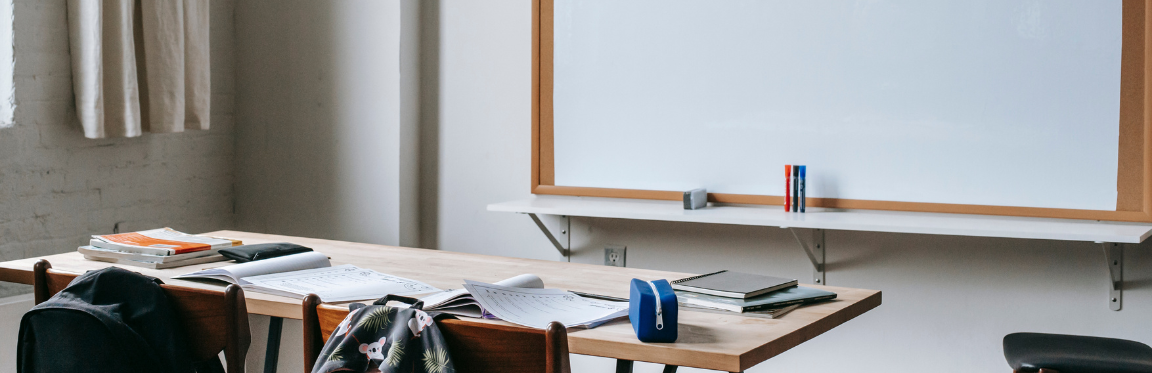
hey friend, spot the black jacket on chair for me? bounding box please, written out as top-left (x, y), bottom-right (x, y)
top-left (17, 267), bottom-right (222, 373)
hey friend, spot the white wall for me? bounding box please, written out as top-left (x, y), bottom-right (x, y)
top-left (233, 0), bottom-right (420, 247)
top-left (422, 1), bottom-right (1152, 372)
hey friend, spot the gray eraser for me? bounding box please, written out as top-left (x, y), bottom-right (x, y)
top-left (683, 188), bottom-right (707, 210)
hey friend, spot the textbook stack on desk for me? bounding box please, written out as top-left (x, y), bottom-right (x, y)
top-left (671, 270), bottom-right (835, 318)
top-left (78, 245), bottom-right (230, 269)
top-left (79, 228), bottom-right (241, 269)
top-left (683, 303), bottom-right (802, 320)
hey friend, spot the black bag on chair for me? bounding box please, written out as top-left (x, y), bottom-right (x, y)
top-left (312, 295), bottom-right (458, 373)
top-left (17, 267), bottom-right (223, 373)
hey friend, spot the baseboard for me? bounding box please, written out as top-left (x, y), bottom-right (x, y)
top-left (0, 293), bottom-right (32, 307)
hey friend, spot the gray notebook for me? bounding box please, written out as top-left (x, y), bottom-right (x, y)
top-left (671, 270), bottom-right (797, 298)
top-left (676, 286), bottom-right (837, 312)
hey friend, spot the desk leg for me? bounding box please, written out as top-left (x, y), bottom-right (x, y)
top-left (615, 359), bottom-right (633, 373)
top-left (617, 360), bottom-right (679, 373)
top-left (264, 316), bottom-right (284, 373)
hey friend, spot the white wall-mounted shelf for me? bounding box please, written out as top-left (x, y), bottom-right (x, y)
top-left (489, 196), bottom-right (1152, 243)
top-left (489, 195), bottom-right (1151, 311)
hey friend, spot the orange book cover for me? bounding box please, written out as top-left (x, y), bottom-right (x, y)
top-left (97, 232), bottom-right (211, 255)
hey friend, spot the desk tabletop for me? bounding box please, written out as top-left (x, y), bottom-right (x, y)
top-left (0, 230), bottom-right (880, 372)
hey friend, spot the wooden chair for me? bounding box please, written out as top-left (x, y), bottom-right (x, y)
top-left (302, 294), bottom-right (572, 373)
top-left (32, 259), bottom-right (252, 373)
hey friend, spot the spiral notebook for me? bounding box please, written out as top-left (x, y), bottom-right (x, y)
top-left (671, 270), bottom-right (797, 299)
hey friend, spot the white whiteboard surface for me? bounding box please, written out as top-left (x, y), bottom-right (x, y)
top-left (552, 0), bottom-right (1121, 211)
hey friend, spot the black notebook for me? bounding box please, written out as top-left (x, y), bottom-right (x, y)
top-left (671, 270), bottom-right (797, 299)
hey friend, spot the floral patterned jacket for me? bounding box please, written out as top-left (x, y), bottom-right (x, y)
top-left (312, 300), bottom-right (456, 373)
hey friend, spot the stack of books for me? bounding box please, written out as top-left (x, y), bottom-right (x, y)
top-left (78, 228), bottom-right (242, 269)
top-left (671, 270), bottom-right (837, 319)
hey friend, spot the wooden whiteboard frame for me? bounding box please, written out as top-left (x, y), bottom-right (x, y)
top-left (531, 0), bottom-right (1152, 223)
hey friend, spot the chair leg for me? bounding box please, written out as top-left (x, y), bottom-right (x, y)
top-left (224, 285), bottom-right (251, 373)
top-left (32, 260), bottom-right (51, 305)
top-left (302, 294), bottom-right (323, 373)
top-left (662, 365), bottom-right (678, 373)
top-left (544, 321), bottom-right (571, 373)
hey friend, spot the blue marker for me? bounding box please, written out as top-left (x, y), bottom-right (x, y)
top-left (798, 165), bottom-right (806, 213)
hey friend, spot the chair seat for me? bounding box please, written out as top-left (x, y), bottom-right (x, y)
top-left (1004, 333), bottom-right (1152, 373)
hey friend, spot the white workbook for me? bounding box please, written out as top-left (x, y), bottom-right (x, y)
top-left (420, 273), bottom-right (545, 318)
top-left (243, 264), bottom-right (441, 302)
top-left (463, 280), bottom-right (628, 329)
top-left (174, 251), bottom-right (333, 285)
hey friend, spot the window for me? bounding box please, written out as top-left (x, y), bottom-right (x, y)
top-left (0, 0), bottom-right (12, 127)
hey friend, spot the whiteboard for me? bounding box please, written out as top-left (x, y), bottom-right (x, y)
top-left (552, 0), bottom-right (1122, 211)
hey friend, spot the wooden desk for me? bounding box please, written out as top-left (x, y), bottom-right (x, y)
top-left (0, 231), bottom-right (881, 372)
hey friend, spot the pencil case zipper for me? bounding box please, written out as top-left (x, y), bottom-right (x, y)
top-left (647, 280), bottom-right (664, 330)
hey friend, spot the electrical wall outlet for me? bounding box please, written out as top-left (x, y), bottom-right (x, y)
top-left (604, 246), bottom-right (626, 267)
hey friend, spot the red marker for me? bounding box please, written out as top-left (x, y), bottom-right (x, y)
top-left (785, 165), bottom-right (791, 212)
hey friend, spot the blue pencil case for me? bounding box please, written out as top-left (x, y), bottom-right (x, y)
top-left (629, 278), bottom-right (678, 343)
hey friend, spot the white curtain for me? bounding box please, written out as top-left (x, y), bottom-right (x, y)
top-left (67, 0), bottom-right (209, 139)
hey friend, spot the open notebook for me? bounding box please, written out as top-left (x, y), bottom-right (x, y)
top-left (419, 274), bottom-right (543, 318)
top-left (173, 252), bottom-right (440, 302)
top-left (418, 274), bottom-right (628, 329)
top-left (463, 280), bottom-right (628, 329)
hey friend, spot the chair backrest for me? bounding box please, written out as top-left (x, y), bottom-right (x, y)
top-left (32, 259), bottom-right (252, 373)
top-left (302, 294), bottom-right (571, 373)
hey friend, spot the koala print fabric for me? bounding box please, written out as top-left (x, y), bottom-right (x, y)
top-left (312, 302), bottom-right (456, 373)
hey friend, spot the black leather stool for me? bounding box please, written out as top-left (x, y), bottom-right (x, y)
top-left (1004, 333), bottom-right (1152, 373)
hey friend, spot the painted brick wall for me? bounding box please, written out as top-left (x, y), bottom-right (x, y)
top-left (0, 0), bottom-right (237, 298)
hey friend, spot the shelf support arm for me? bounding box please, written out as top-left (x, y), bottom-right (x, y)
top-left (789, 228), bottom-right (826, 285)
top-left (529, 213), bottom-right (570, 258)
top-left (1103, 242), bottom-right (1123, 311)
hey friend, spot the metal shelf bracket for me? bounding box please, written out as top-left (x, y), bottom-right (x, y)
top-left (789, 228), bottom-right (826, 285)
top-left (529, 213), bottom-right (570, 259)
top-left (1103, 242), bottom-right (1123, 311)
